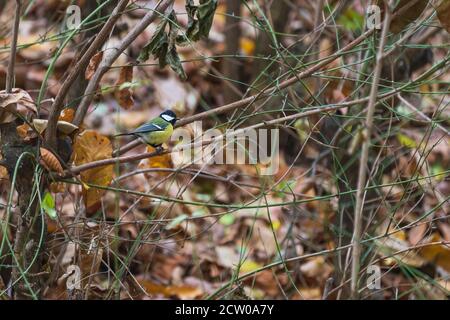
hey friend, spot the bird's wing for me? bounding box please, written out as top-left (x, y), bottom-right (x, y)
top-left (132, 122), bottom-right (166, 134)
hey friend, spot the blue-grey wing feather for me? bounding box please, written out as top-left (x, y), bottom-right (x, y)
top-left (132, 122), bottom-right (165, 134)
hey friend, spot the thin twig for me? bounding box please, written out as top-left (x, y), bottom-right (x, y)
top-left (350, 4), bottom-right (392, 299)
top-left (397, 94), bottom-right (450, 136)
top-left (113, 27), bottom-right (376, 157)
top-left (71, 43), bottom-right (448, 174)
top-left (5, 0), bottom-right (21, 93)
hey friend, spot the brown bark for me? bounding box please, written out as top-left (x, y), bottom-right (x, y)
top-left (0, 121), bottom-right (46, 299)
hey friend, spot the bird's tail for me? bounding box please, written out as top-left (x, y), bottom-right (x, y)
top-left (113, 132), bottom-right (131, 137)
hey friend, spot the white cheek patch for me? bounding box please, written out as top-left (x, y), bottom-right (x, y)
top-left (161, 114), bottom-right (175, 122)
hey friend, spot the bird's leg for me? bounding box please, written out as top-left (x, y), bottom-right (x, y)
top-left (154, 145), bottom-right (164, 153)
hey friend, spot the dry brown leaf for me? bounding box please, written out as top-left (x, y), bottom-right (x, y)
top-left (409, 223), bottom-right (428, 245)
top-left (300, 257), bottom-right (333, 280)
top-left (0, 155), bottom-right (8, 181)
top-left (59, 108), bottom-right (75, 122)
top-left (73, 130), bottom-right (113, 213)
top-left (85, 51), bottom-right (103, 80)
top-left (292, 287), bottom-right (322, 300)
top-left (437, 0), bottom-right (450, 33)
top-left (114, 65), bottom-right (134, 109)
top-left (40, 148), bottom-right (64, 174)
top-left (16, 123), bottom-right (33, 140)
top-left (49, 182), bottom-right (66, 194)
top-left (0, 88), bottom-right (37, 123)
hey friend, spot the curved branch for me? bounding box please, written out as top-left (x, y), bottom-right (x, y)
top-left (45, 0), bottom-right (131, 149)
top-left (72, 0), bottom-right (174, 127)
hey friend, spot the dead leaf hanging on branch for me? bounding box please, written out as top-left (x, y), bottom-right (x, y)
top-left (40, 148), bottom-right (64, 174)
top-left (114, 65), bottom-right (134, 109)
top-left (85, 51), bottom-right (104, 80)
top-left (73, 130), bottom-right (114, 214)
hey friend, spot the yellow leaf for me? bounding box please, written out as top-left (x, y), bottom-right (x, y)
top-left (139, 146), bottom-right (172, 174)
top-left (239, 260), bottom-right (262, 274)
top-left (240, 37), bottom-right (255, 56)
top-left (73, 130), bottom-right (113, 214)
top-left (419, 233), bottom-right (450, 272)
top-left (397, 133), bottom-right (417, 149)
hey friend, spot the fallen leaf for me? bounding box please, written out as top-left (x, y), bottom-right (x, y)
top-left (138, 279), bottom-right (203, 299)
top-left (300, 257), bottom-right (333, 280)
top-left (0, 88), bottom-right (37, 123)
top-left (239, 260), bottom-right (262, 274)
top-left (397, 133), bottom-right (417, 149)
top-left (418, 233), bottom-right (450, 272)
top-left (240, 37), bottom-right (255, 55)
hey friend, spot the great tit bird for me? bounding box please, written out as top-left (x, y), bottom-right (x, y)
top-left (114, 110), bottom-right (178, 148)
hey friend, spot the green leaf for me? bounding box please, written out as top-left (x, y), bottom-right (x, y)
top-left (181, 0), bottom-right (217, 43)
top-left (431, 163), bottom-right (446, 181)
top-left (138, 10), bottom-right (187, 80)
top-left (42, 192), bottom-right (57, 220)
top-left (138, 11), bottom-right (171, 63)
top-left (338, 8), bottom-right (364, 32)
top-left (166, 12), bottom-right (187, 80)
top-left (197, 0), bottom-right (218, 39)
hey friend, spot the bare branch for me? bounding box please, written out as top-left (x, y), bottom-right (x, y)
top-left (5, 0), bottom-right (21, 93)
top-left (113, 27), bottom-right (376, 157)
top-left (44, 0), bottom-right (131, 149)
top-left (350, 4), bottom-right (392, 299)
top-left (72, 0), bottom-right (175, 127)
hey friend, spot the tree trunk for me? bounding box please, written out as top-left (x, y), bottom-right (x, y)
top-left (0, 120), bottom-right (46, 299)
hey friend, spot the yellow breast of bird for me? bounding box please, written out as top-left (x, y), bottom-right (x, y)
top-left (145, 124), bottom-right (173, 146)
